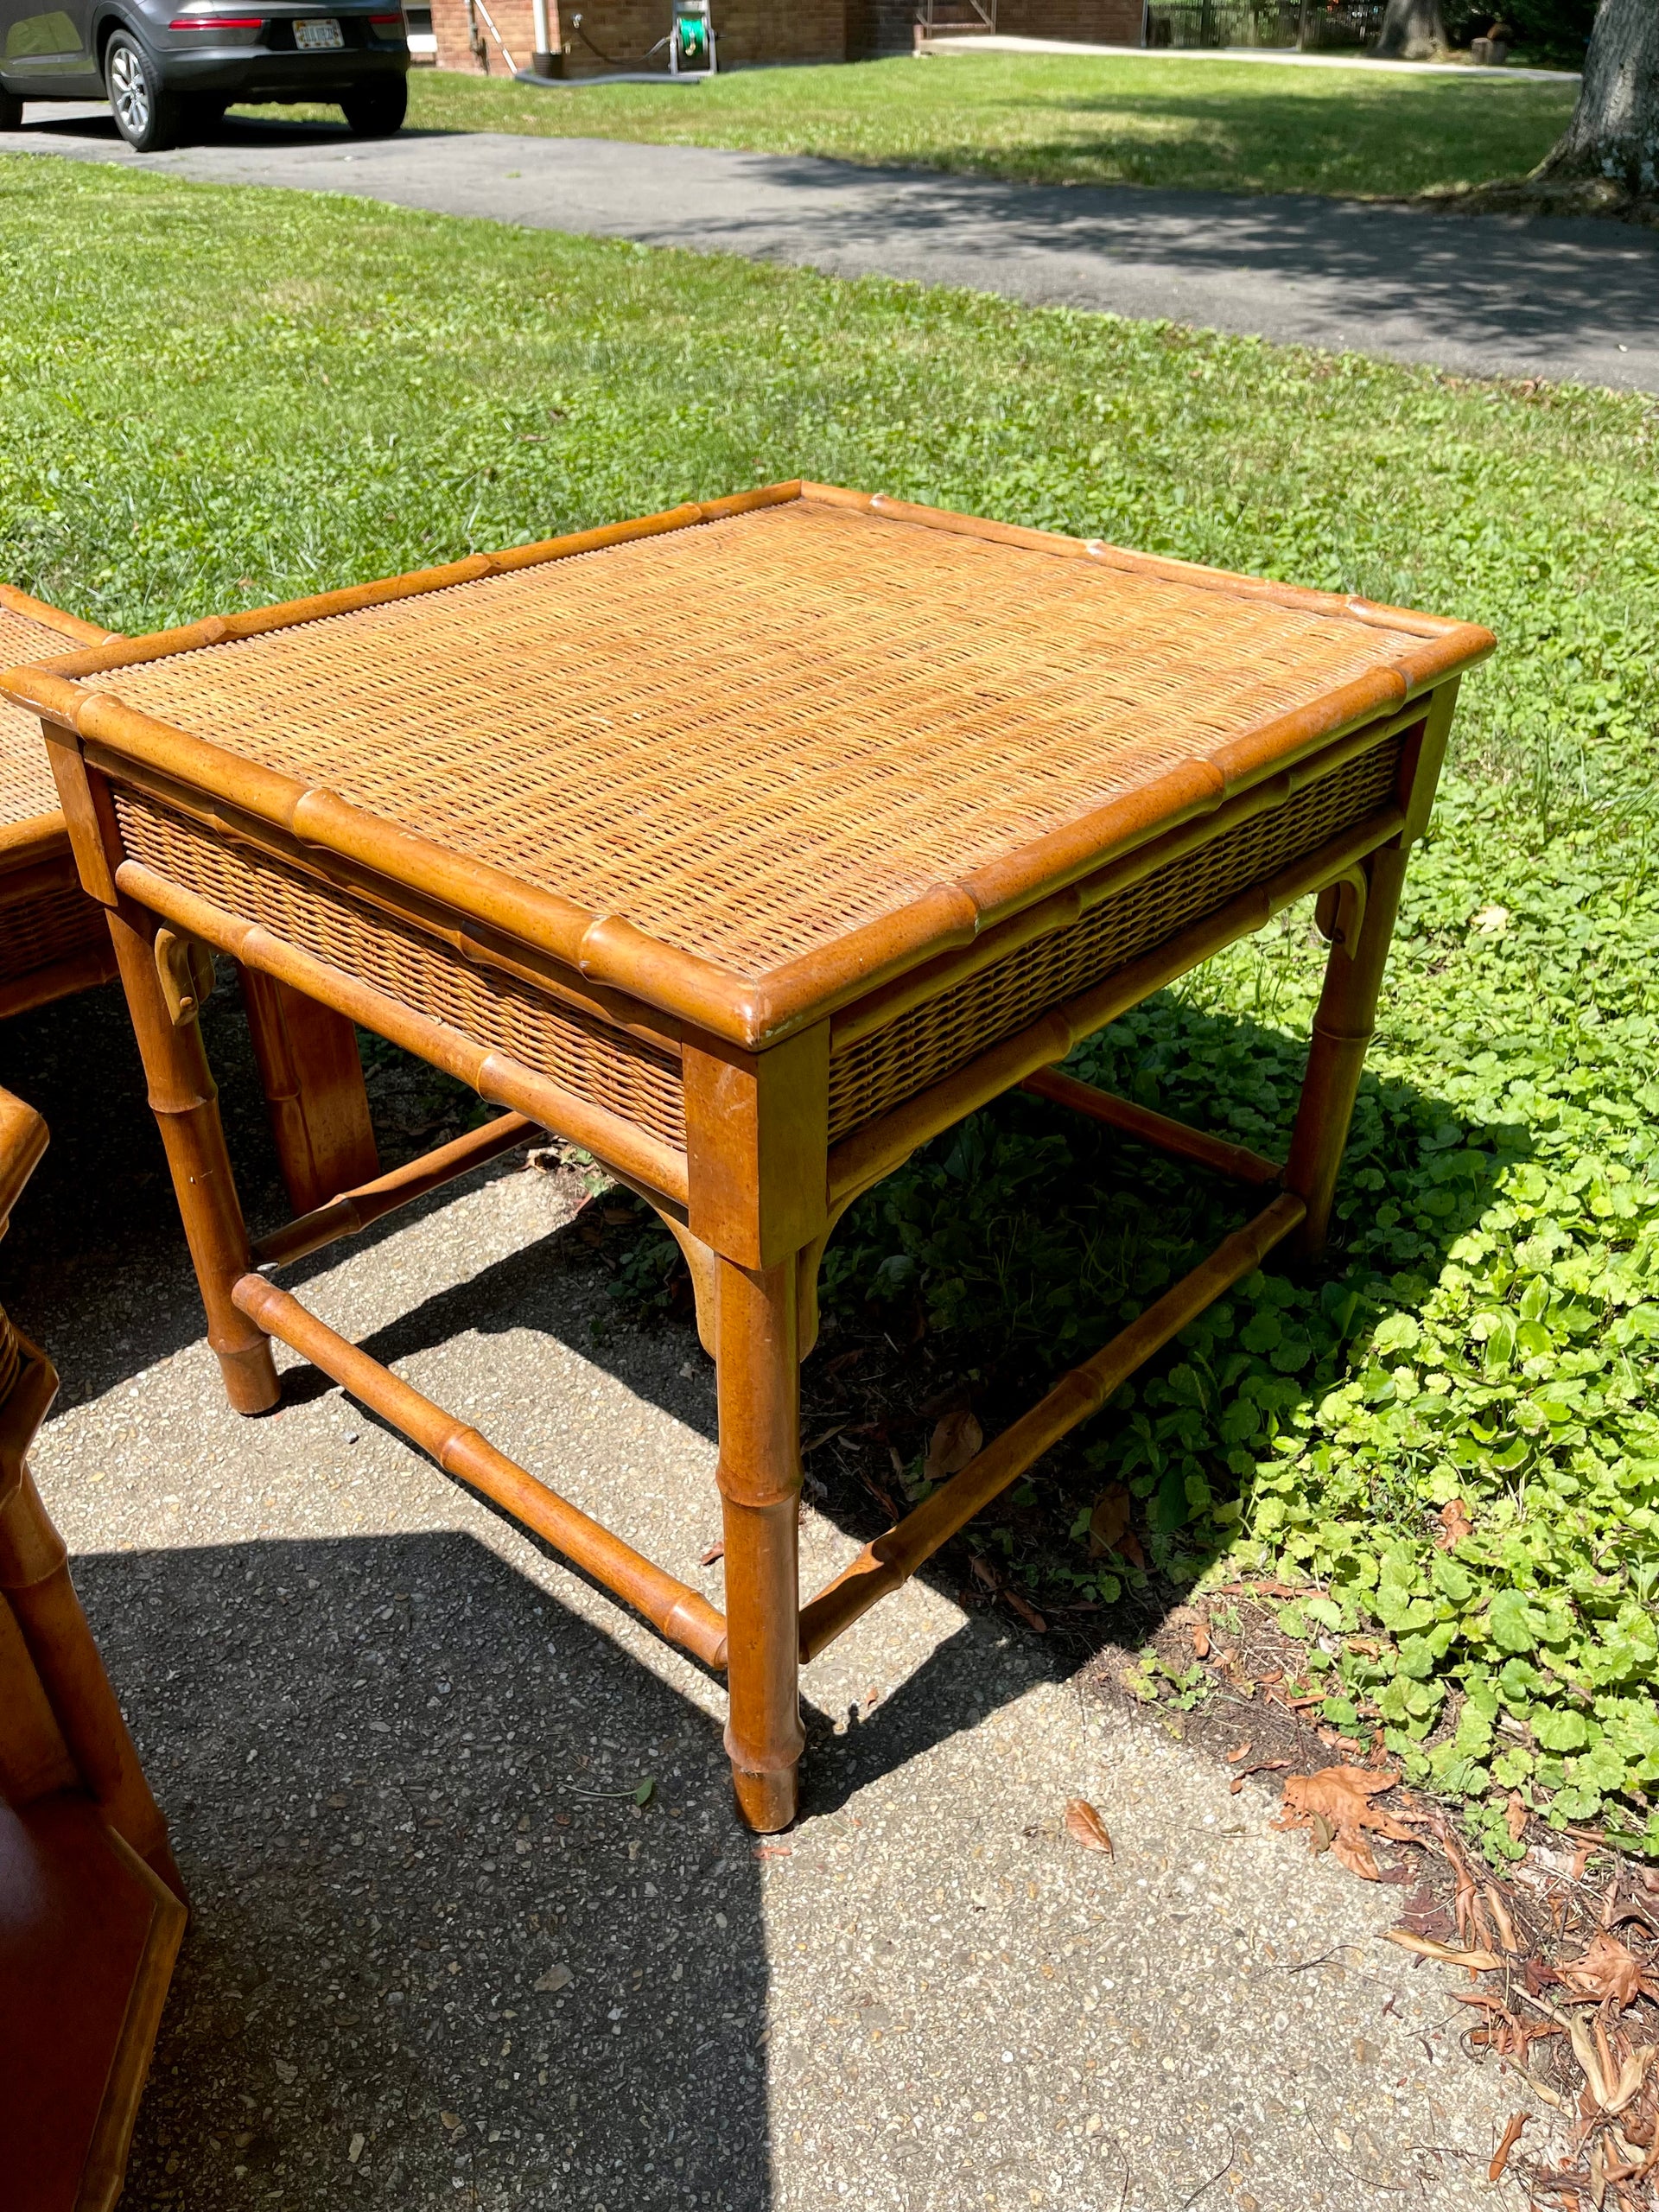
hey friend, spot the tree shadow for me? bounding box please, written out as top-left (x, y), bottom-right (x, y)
top-left (683, 147), bottom-right (1659, 367)
top-left (71, 1529), bottom-right (773, 2211)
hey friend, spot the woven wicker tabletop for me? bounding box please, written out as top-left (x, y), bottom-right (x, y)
top-left (0, 601), bottom-right (80, 831)
top-left (3, 489), bottom-right (1492, 1011)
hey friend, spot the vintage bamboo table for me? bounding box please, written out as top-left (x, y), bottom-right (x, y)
top-left (0, 484), bottom-right (1493, 1830)
top-left (0, 581), bottom-right (378, 1214)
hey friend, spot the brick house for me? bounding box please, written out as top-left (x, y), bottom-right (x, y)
top-left (429, 0), bottom-right (1144, 77)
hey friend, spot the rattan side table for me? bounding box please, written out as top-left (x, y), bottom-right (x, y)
top-left (1, 484), bottom-right (1493, 1830)
top-left (0, 582), bottom-right (378, 1214)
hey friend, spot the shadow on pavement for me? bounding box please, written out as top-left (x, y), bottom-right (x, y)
top-left (75, 1528), bottom-right (772, 2211)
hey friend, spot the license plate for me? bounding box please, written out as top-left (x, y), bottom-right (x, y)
top-left (296, 16), bottom-right (344, 47)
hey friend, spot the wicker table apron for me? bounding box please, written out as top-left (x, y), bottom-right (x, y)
top-left (0, 583), bottom-right (378, 1215)
top-left (1, 483), bottom-right (1493, 1831)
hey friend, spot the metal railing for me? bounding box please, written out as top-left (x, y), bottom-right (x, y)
top-left (1143, 0), bottom-right (1382, 49)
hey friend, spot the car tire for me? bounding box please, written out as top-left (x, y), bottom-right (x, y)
top-left (0, 87), bottom-right (23, 132)
top-left (340, 77), bottom-right (407, 137)
top-left (105, 31), bottom-right (182, 152)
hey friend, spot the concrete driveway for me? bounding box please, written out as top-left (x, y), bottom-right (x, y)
top-left (0, 959), bottom-right (1549, 2209)
top-left (4, 104), bottom-right (1658, 393)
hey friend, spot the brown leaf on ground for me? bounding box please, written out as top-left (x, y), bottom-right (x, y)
top-left (1488, 2112), bottom-right (1529, 2183)
top-left (1275, 1765), bottom-right (1418, 1879)
top-left (969, 1554), bottom-right (1001, 1592)
top-left (1505, 1790), bottom-right (1529, 1845)
top-left (1332, 1831), bottom-right (1382, 1881)
top-left (1086, 1483), bottom-right (1131, 1559)
top-left (925, 1409), bottom-right (982, 1480)
top-left (1229, 1759), bottom-right (1288, 1796)
top-left (1484, 1883), bottom-right (1519, 1955)
top-left (1560, 1931), bottom-right (1658, 2009)
top-left (699, 1539), bottom-right (725, 1566)
top-left (1004, 1589), bottom-right (1047, 1634)
top-left (1436, 1497), bottom-right (1474, 1548)
top-left (1382, 1930), bottom-right (1503, 1970)
top-left (1225, 1740), bottom-right (1254, 1764)
top-left (1063, 1800), bottom-right (1114, 1855)
top-left (1190, 1622), bottom-right (1211, 1660)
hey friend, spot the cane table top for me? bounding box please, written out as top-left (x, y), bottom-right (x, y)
top-left (0, 486), bottom-right (1493, 1038)
top-left (0, 588), bottom-right (112, 840)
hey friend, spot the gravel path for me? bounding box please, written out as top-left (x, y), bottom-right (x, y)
top-left (6, 104), bottom-right (1658, 392)
top-left (0, 976), bottom-right (1546, 2209)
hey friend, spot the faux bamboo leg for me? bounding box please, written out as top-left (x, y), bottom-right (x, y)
top-left (1282, 843), bottom-right (1408, 1265)
top-left (714, 1255), bottom-right (804, 1833)
top-left (106, 906), bottom-right (279, 1414)
top-left (0, 1459), bottom-right (184, 1897)
top-left (238, 967), bottom-right (379, 1214)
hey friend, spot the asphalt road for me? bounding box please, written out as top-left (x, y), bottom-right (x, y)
top-left (5, 105), bottom-right (1658, 392)
top-left (1, 972), bottom-right (1549, 2211)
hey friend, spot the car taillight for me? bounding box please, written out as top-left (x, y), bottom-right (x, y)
top-left (168, 13), bottom-right (265, 22)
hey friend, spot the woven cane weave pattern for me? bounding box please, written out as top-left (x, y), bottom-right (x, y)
top-left (87, 502), bottom-right (1428, 979)
top-left (0, 606), bottom-right (73, 826)
top-left (0, 880), bottom-right (106, 976)
top-left (827, 740), bottom-right (1402, 1141)
top-left (113, 793), bottom-right (688, 1152)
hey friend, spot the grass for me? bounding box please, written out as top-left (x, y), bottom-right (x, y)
top-left (262, 53), bottom-right (1580, 200)
top-left (2, 155), bottom-right (1657, 1859)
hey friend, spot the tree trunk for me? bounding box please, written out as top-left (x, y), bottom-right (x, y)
top-left (1535, 0), bottom-right (1659, 193)
top-left (1374, 0), bottom-right (1446, 60)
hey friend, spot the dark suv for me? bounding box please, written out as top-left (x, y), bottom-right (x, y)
top-left (0, 0), bottom-right (409, 150)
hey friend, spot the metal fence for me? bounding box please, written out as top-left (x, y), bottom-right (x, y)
top-left (1143, 0), bottom-right (1383, 50)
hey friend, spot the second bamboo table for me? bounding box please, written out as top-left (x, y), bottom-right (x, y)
top-left (0, 484), bottom-right (1493, 1830)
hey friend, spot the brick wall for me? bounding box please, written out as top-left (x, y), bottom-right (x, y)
top-left (433, 0), bottom-right (849, 76)
top-left (996, 0), bottom-right (1144, 40)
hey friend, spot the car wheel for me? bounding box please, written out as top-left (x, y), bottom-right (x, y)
top-left (105, 32), bottom-right (182, 152)
top-left (340, 77), bottom-right (407, 137)
top-left (0, 88), bottom-right (23, 132)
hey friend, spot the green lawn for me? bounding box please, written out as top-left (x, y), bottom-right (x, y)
top-left (2, 156), bottom-right (1656, 1861)
top-left (367, 53), bottom-right (1579, 199)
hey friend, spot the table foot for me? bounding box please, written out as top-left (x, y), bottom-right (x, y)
top-left (730, 1759), bottom-right (798, 1834)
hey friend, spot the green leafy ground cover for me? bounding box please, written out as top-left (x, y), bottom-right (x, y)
top-left (2, 156), bottom-right (1656, 1858)
top-left (273, 53), bottom-right (1578, 200)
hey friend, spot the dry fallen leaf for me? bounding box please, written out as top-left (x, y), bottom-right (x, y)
top-left (1560, 1931), bottom-right (1658, 2010)
top-left (1229, 1758), bottom-right (1288, 1796)
top-left (925, 1409), bottom-right (982, 1480)
top-left (1484, 1882), bottom-right (1519, 1956)
top-left (699, 1539), bottom-right (725, 1566)
top-left (1505, 1790), bottom-right (1529, 1846)
top-left (1488, 2112), bottom-right (1529, 2183)
top-left (1435, 1497), bottom-right (1474, 1548)
top-left (1382, 1930), bottom-right (1503, 1970)
top-left (1063, 1799), bottom-right (1114, 1855)
top-left (1004, 1589), bottom-right (1048, 1634)
top-left (1086, 1483), bottom-right (1131, 1559)
top-left (1190, 1621), bottom-right (1211, 1660)
top-left (1275, 1765), bottom-right (1417, 1881)
top-left (1225, 1740), bottom-right (1254, 1764)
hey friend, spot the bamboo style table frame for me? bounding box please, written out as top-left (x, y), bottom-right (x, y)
top-left (0, 582), bottom-right (378, 1217)
top-left (0, 484), bottom-right (1494, 1831)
